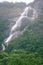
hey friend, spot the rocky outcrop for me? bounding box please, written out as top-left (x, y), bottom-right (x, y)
top-left (33, 0), bottom-right (43, 17)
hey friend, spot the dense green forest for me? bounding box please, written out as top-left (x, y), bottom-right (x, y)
top-left (0, 18), bottom-right (43, 65)
top-left (0, 51), bottom-right (43, 65)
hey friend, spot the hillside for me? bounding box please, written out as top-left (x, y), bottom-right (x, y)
top-left (5, 0), bottom-right (43, 51)
top-left (0, 2), bottom-right (26, 19)
top-left (0, 0), bottom-right (43, 65)
top-left (0, 2), bottom-right (26, 50)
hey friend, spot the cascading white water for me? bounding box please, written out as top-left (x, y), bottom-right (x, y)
top-left (2, 44), bottom-right (5, 51)
top-left (2, 6), bottom-right (38, 51)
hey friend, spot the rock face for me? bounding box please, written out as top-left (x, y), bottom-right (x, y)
top-left (33, 0), bottom-right (43, 17)
top-left (34, 0), bottom-right (40, 2)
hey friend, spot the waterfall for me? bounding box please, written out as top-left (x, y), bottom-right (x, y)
top-left (2, 6), bottom-right (38, 51)
top-left (2, 44), bottom-right (5, 51)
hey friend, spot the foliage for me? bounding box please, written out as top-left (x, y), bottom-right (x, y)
top-left (6, 18), bottom-right (43, 55)
top-left (2, 18), bottom-right (43, 65)
top-left (0, 51), bottom-right (43, 65)
top-left (0, 19), bottom-right (8, 50)
top-left (0, 2), bottom-right (43, 65)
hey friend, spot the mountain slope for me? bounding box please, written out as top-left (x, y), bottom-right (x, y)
top-left (5, 0), bottom-right (43, 52)
top-left (6, 18), bottom-right (43, 54)
top-left (0, 0), bottom-right (43, 65)
top-left (0, 2), bottom-right (26, 50)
